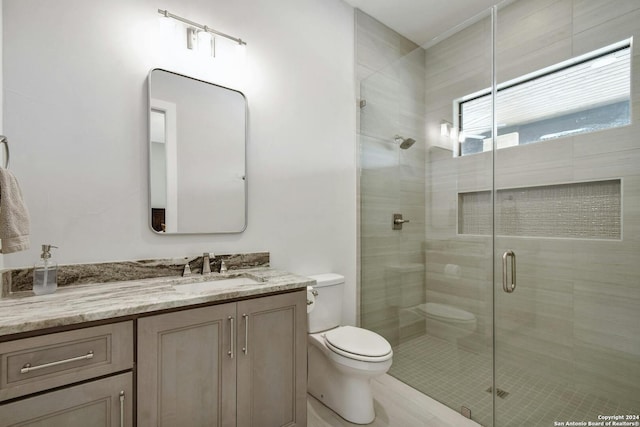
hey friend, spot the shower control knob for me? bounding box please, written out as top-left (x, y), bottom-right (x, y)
top-left (392, 214), bottom-right (409, 230)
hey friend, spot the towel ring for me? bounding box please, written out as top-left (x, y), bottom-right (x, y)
top-left (0, 135), bottom-right (9, 169)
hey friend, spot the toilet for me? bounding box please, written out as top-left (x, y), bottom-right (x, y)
top-left (416, 302), bottom-right (477, 341)
top-left (307, 274), bottom-right (393, 425)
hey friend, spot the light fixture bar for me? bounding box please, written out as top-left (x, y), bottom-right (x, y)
top-left (158, 9), bottom-right (247, 46)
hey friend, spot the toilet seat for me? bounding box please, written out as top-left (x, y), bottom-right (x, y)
top-left (323, 326), bottom-right (392, 362)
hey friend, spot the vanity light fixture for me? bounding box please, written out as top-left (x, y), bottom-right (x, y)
top-left (158, 9), bottom-right (247, 55)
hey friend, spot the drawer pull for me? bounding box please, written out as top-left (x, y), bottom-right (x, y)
top-left (119, 390), bottom-right (125, 427)
top-left (20, 350), bottom-right (94, 374)
top-left (242, 314), bottom-right (249, 355)
top-left (228, 316), bottom-right (234, 359)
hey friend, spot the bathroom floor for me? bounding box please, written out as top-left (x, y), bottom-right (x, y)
top-left (389, 334), bottom-right (637, 427)
top-left (307, 373), bottom-right (479, 427)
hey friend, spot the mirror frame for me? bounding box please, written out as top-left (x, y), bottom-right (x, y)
top-left (147, 68), bottom-right (248, 234)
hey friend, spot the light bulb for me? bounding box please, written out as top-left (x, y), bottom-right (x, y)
top-left (458, 131), bottom-right (466, 143)
top-left (197, 29), bottom-right (214, 57)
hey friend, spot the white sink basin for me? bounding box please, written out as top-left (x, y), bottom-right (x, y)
top-left (173, 276), bottom-right (262, 294)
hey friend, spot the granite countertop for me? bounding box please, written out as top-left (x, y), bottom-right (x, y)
top-left (0, 268), bottom-right (313, 338)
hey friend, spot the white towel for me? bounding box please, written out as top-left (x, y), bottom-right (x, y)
top-left (0, 168), bottom-right (31, 253)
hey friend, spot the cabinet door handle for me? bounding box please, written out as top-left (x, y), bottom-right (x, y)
top-left (228, 316), bottom-right (235, 358)
top-left (119, 390), bottom-right (125, 427)
top-left (20, 350), bottom-right (94, 374)
top-left (242, 314), bottom-right (249, 355)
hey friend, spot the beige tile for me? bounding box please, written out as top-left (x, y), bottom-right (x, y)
top-left (424, 17), bottom-right (492, 81)
top-left (573, 341), bottom-right (640, 406)
top-left (573, 149), bottom-right (640, 181)
top-left (356, 11), bottom-right (420, 82)
top-left (356, 10), bottom-right (418, 57)
top-left (573, 125), bottom-right (638, 156)
top-left (496, 38), bottom-right (573, 84)
top-left (425, 67), bottom-right (492, 113)
top-left (359, 136), bottom-right (399, 171)
top-left (572, 8), bottom-right (640, 57)
top-left (496, 0), bottom-right (573, 81)
top-left (360, 78), bottom-right (402, 142)
top-left (573, 0), bottom-right (640, 35)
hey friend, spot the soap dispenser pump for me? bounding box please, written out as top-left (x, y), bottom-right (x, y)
top-left (33, 244), bottom-right (58, 295)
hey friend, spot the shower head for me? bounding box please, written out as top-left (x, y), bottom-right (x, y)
top-left (394, 135), bottom-right (416, 149)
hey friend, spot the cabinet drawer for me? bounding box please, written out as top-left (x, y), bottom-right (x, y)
top-left (0, 372), bottom-right (133, 427)
top-left (0, 321), bottom-right (133, 402)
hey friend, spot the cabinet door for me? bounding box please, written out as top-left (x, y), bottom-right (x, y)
top-left (237, 291), bottom-right (307, 427)
top-left (0, 372), bottom-right (133, 427)
top-left (137, 303), bottom-right (237, 427)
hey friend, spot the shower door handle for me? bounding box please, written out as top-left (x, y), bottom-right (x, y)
top-left (502, 250), bottom-right (516, 293)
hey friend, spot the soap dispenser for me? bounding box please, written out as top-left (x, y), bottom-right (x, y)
top-left (33, 244), bottom-right (58, 295)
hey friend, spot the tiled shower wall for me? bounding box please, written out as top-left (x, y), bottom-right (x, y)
top-left (424, 12), bottom-right (495, 358)
top-left (425, 0), bottom-right (640, 409)
top-left (357, 10), bottom-right (427, 345)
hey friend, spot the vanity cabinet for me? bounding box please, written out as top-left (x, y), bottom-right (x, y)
top-left (137, 301), bottom-right (237, 426)
top-left (0, 322), bottom-right (134, 427)
top-left (0, 373), bottom-right (133, 427)
top-left (137, 290), bottom-right (307, 427)
top-left (236, 292), bottom-right (307, 427)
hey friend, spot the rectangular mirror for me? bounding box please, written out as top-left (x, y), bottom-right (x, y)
top-left (148, 69), bottom-right (247, 234)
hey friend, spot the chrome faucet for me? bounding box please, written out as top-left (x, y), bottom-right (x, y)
top-left (202, 253), bottom-right (213, 274)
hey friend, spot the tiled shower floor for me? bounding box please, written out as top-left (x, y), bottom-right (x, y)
top-left (389, 334), bottom-right (637, 426)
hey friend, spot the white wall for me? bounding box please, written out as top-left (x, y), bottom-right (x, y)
top-left (3, 0), bottom-right (357, 324)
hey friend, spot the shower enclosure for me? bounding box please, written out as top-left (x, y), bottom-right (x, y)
top-left (357, 1), bottom-right (640, 426)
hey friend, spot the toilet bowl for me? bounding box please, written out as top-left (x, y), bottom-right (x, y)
top-left (308, 326), bottom-right (392, 424)
top-left (307, 274), bottom-right (393, 425)
top-left (416, 302), bottom-right (477, 341)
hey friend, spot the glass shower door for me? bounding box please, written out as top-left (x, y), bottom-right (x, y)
top-left (492, 0), bottom-right (640, 425)
top-left (358, 45), bottom-right (427, 349)
top-left (359, 1), bottom-right (640, 425)
top-left (358, 8), bottom-right (496, 427)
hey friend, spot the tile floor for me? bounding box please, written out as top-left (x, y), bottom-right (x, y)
top-left (307, 373), bottom-right (480, 427)
top-left (389, 334), bottom-right (639, 427)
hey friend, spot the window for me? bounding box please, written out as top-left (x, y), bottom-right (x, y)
top-left (456, 39), bottom-right (631, 156)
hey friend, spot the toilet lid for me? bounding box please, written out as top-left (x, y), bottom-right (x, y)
top-left (324, 326), bottom-right (392, 358)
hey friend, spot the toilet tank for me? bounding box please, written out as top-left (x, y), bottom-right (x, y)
top-left (307, 273), bottom-right (344, 333)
